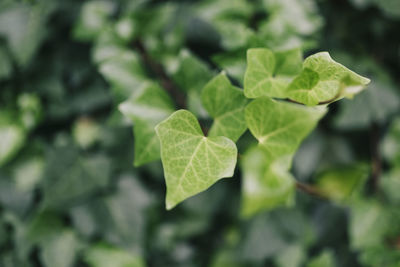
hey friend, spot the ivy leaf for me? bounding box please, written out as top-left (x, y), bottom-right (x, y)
top-left (171, 50), bottom-right (214, 118)
top-left (201, 72), bottom-right (248, 142)
top-left (242, 98), bottom-right (326, 216)
top-left (334, 81), bottom-right (400, 130)
top-left (119, 82), bottom-right (174, 166)
top-left (287, 52), bottom-right (370, 106)
top-left (315, 164), bottom-right (369, 203)
top-left (349, 200), bottom-right (391, 250)
top-left (73, 1), bottom-right (114, 41)
top-left (43, 150), bottom-right (111, 209)
top-left (306, 250), bottom-right (335, 267)
top-left (84, 243), bottom-right (145, 267)
top-left (274, 243), bottom-right (305, 267)
top-left (98, 50), bottom-right (147, 102)
top-left (0, 111), bottom-right (26, 166)
top-left (244, 48), bottom-right (302, 98)
top-left (40, 230), bottom-right (80, 267)
top-left (212, 49), bottom-right (247, 83)
top-left (0, 124), bottom-right (25, 166)
top-left (241, 147), bottom-right (295, 217)
top-left (245, 97), bottom-right (327, 164)
top-left (155, 110), bottom-right (237, 210)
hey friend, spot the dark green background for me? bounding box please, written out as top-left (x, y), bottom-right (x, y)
top-left (0, 0), bottom-right (399, 266)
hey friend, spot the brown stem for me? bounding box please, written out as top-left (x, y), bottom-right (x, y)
top-left (295, 181), bottom-right (329, 200)
top-left (370, 123), bottom-right (381, 191)
top-left (132, 39), bottom-right (187, 109)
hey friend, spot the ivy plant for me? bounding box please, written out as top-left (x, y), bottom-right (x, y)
top-left (120, 47), bottom-right (370, 215)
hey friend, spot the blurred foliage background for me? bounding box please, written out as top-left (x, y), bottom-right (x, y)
top-left (0, 0), bottom-right (400, 266)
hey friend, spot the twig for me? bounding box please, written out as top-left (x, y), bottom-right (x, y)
top-left (132, 39), bottom-right (187, 109)
top-left (370, 123), bottom-right (382, 191)
top-left (295, 181), bottom-right (329, 200)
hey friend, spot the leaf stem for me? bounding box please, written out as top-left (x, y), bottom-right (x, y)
top-left (132, 39), bottom-right (187, 109)
top-left (287, 92), bottom-right (341, 105)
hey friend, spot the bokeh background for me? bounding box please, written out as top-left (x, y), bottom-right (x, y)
top-left (0, 0), bottom-right (400, 266)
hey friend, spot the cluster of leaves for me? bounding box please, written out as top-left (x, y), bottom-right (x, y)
top-left (0, 0), bottom-right (400, 266)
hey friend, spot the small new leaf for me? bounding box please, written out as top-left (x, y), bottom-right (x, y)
top-left (155, 110), bottom-right (237, 210)
top-left (119, 82), bottom-right (174, 166)
top-left (201, 72), bottom-right (249, 142)
top-left (287, 52), bottom-right (370, 106)
top-left (244, 48), bottom-right (302, 98)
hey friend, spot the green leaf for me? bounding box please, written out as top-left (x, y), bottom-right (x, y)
top-left (171, 50), bottom-right (214, 117)
top-left (172, 50), bottom-right (214, 93)
top-left (244, 48), bottom-right (302, 98)
top-left (73, 118), bottom-right (101, 149)
top-left (0, 2), bottom-right (54, 66)
top-left (0, 125), bottom-right (25, 166)
top-left (17, 93), bottom-right (42, 131)
top-left (275, 243), bottom-right (305, 267)
top-left (43, 147), bottom-right (111, 209)
top-left (259, 0), bottom-right (322, 49)
top-left (241, 147), bottom-right (295, 217)
top-left (201, 73), bottom-right (248, 142)
top-left (242, 97), bottom-right (326, 215)
top-left (73, 1), bottom-right (114, 41)
top-left (40, 229), bottom-right (80, 267)
top-left (315, 164), bottom-right (369, 203)
top-left (119, 82), bottom-right (175, 166)
top-left (245, 97), bottom-right (327, 164)
top-left (306, 250), bottom-right (335, 267)
top-left (381, 168), bottom-right (400, 205)
top-left (214, 20), bottom-right (255, 50)
top-left (349, 200), bottom-right (391, 250)
top-left (287, 52), bottom-right (370, 106)
top-left (212, 49), bottom-right (247, 84)
top-left (334, 81), bottom-right (400, 129)
top-left (0, 112), bottom-right (25, 166)
top-left (155, 110), bottom-right (237, 209)
top-left (240, 215), bottom-right (288, 261)
top-left (13, 157), bottom-right (44, 192)
top-left (98, 50), bottom-right (146, 102)
top-left (84, 243), bottom-right (145, 267)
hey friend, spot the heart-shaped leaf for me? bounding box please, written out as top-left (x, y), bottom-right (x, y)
top-left (241, 146), bottom-right (295, 217)
top-left (286, 52), bottom-right (370, 106)
top-left (119, 82), bottom-right (174, 166)
top-left (155, 110), bottom-right (237, 209)
top-left (245, 97), bottom-right (327, 164)
top-left (242, 97), bottom-right (327, 216)
top-left (201, 72), bottom-right (248, 142)
top-left (244, 48), bottom-right (302, 98)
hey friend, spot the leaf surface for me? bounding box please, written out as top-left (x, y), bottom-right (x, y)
top-left (201, 73), bottom-right (248, 142)
top-left (119, 82), bottom-right (174, 166)
top-left (156, 110), bottom-right (237, 209)
top-left (245, 97), bottom-right (326, 163)
top-left (85, 243), bottom-right (145, 267)
top-left (242, 97), bottom-right (326, 216)
top-left (287, 52), bottom-right (370, 105)
top-left (241, 147), bottom-right (295, 217)
top-left (244, 48), bottom-right (302, 98)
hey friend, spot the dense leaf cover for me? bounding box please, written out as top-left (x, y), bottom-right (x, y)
top-left (0, 0), bottom-right (400, 266)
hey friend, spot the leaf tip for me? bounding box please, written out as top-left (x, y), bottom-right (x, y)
top-left (165, 199), bottom-right (177, 210)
